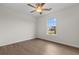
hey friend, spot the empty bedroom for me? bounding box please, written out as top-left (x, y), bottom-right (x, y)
top-left (0, 3), bottom-right (79, 55)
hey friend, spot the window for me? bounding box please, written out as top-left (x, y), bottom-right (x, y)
top-left (47, 17), bottom-right (56, 35)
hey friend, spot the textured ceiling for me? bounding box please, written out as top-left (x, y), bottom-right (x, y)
top-left (0, 3), bottom-right (78, 18)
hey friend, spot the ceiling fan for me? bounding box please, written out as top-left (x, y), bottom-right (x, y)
top-left (27, 3), bottom-right (52, 14)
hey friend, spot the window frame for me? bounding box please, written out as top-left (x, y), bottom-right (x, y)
top-left (47, 17), bottom-right (56, 35)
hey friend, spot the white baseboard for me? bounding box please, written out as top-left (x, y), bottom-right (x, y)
top-left (0, 37), bottom-right (35, 47)
top-left (38, 37), bottom-right (79, 48)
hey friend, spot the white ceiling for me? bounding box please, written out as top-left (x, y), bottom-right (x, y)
top-left (0, 3), bottom-right (78, 18)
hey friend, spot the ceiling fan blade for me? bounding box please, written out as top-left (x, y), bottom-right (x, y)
top-left (27, 4), bottom-right (35, 8)
top-left (41, 3), bottom-right (45, 6)
top-left (30, 10), bottom-right (35, 13)
top-left (36, 3), bottom-right (40, 7)
top-left (36, 3), bottom-right (45, 7)
top-left (43, 8), bottom-right (52, 11)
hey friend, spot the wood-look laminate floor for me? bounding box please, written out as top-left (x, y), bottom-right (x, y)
top-left (0, 38), bottom-right (79, 55)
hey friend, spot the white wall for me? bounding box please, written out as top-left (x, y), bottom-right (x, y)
top-left (0, 6), bottom-right (36, 46)
top-left (37, 5), bottom-right (79, 48)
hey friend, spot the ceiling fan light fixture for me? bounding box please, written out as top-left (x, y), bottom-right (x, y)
top-left (36, 7), bottom-right (42, 12)
top-left (27, 3), bottom-right (52, 14)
